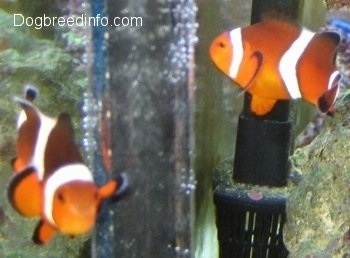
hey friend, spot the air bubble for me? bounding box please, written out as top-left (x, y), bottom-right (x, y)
top-left (167, 0), bottom-right (198, 85)
top-left (81, 91), bottom-right (100, 170)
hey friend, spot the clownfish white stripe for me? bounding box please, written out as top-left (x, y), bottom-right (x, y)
top-left (31, 112), bottom-right (57, 180)
top-left (44, 164), bottom-right (94, 225)
top-left (229, 28), bottom-right (244, 79)
top-left (14, 96), bottom-right (30, 129)
top-left (328, 70), bottom-right (341, 90)
top-left (16, 110), bottom-right (27, 129)
top-left (279, 28), bottom-right (315, 99)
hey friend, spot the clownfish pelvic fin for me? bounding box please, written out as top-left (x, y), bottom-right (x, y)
top-left (32, 219), bottom-right (57, 245)
top-left (250, 95), bottom-right (278, 116)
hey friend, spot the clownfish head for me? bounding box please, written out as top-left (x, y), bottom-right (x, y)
top-left (210, 32), bottom-right (233, 77)
top-left (52, 182), bottom-right (100, 235)
top-left (210, 28), bottom-right (244, 80)
top-left (43, 164), bottom-right (120, 237)
top-left (50, 179), bottom-right (118, 236)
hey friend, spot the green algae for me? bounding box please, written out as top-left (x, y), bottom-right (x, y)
top-left (0, 9), bottom-right (87, 258)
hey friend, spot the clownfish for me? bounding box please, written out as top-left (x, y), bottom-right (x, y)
top-left (8, 86), bottom-right (128, 245)
top-left (209, 18), bottom-right (342, 116)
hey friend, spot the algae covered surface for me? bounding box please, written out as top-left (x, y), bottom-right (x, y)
top-left (285, 99), bottom-right (350, 257)
top-left (0, 9), bottom-right (88, 258)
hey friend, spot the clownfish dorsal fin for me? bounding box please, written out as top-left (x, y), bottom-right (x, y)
top-left (319, 31), bottom-right (341, 47)
top-left (7, 167), bottom-right (41, 217)
top-left (260, 11), bottom-right (299, 27)
top-left (316, 31), bottom-right (341, 64)
top-left (32, 219), bottom-right (56, 245)
top-left (55, 113), bottom-right (75, 138)
top-left (250, 95), bottom-right (277, 116)
top-left (44, 113), bottom-right (83, 176)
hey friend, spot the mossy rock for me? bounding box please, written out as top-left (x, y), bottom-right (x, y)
top-left (285, 98), bottom-right (350, 257)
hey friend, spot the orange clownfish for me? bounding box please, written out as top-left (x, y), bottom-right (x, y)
top-left (209, 18), bottom-right (342, 116)
top-left (8, 86), bottom-right (128, 245)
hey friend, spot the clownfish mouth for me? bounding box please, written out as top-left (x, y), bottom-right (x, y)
top-left (59, 218), bottom-right (95, 235)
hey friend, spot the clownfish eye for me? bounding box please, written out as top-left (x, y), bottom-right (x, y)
top-left (218, 41), bottom-right (226, 48)
top-left (57, 192), bottom-right (65, 203)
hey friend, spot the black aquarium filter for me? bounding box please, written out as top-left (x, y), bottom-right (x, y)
top-left (233, 94), bottom-right (292, 187)
top-left (213, 160), bottom-right (289, 258)
top-left (214, 186), bottom-right (289, 258)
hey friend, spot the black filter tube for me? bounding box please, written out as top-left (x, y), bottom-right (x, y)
top-left (233, 94), bottom-right (292, 187)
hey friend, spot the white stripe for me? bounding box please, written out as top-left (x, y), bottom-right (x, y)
top-left (228, 28), bottom-right (244, 79)
top-left (15, 99), bottom-right (57, 179)
top-left (44, 164), bottom-right (94, 225)
top-left (31, 112), bottom-right (57, 180)
top-left (16, 110), bottom-right (27, 129)
top-left (328, 70), bottom-right (341, 90)
top-left (279, 29), bottom-right (315, 99)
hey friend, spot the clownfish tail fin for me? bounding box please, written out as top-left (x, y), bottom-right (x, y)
top-left (318, 85), bottom-right (340, 115)
top-left (14, 97), bottom-right (35, 111)
top-left (23, 85), bottom-right (39, 102)
top-left (318, 71), bottom-right (341, 115)
top-left (32, 220), bottom-right (56, 245)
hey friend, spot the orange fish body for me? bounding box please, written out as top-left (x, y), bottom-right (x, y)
top-left (8, 86), bottom-right (127, 244)
top-left (210, 19), bottom-right (341, 116)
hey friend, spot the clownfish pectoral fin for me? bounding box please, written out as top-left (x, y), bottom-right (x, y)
top-left (99, 173), bottom-right (129, 200)
top-left (11, 157), bottom-right (19, 172)
top-left (98, 180), bottom-right (117, 200)
top-left (115, 173), bottom-right (129, 197)
top-left (11, 157), bottom-right (27, 173)
top-left (318, 85), bottom-right (340, 115)
top-left (240, 51), bottom-right (264, 93)
top-left (250, 95), bottom-right (277, 116)
top-left (32, 220), bottom-right (57, 245)
top-left (7, 167), bottom-right (41, 217)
